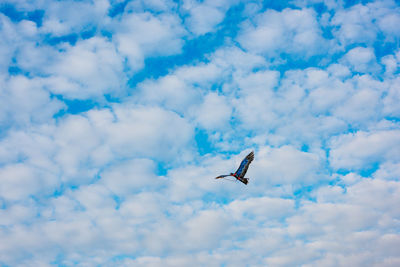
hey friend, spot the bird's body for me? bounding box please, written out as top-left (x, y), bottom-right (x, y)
top-left (216, 151), bottom-right (254, 185)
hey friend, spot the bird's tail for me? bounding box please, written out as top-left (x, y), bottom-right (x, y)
top-left (238, 177), bottom-right (249, 185)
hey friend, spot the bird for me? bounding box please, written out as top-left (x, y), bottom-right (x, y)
top-left (215, 151), bottom-right (254, 185)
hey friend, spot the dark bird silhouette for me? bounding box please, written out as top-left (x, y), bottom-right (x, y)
top-left (215, 151), bottom-right (254, 185)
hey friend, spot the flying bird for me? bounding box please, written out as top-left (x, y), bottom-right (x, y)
top-left (215, 151), bottom-right (254, 185)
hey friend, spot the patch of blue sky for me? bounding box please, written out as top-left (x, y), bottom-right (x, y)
top-left (110, 255), bottom-right (137, 264)
top-left (344, 0), bottom-right (379, 8)
top-left (300, 144), bottom-right (310, 152)
top-left (0, 3), bottom-right (44, 26)
top-left (202, 192), bottom-right (233, 205)
top-left (108, 0), bottom-right (130, 18)
top-left (51, 257), bottom-right (81, 267)
top-left (8, 65), bottom-right (25, 76)
top-left (156, 161), bottom-right (169, 176)
top-left (112, 194), bottom-right (123, 210)
top-left (8, 56), bottom-right (28, 76)
top-left (261, 0), bottom-right (298, 11)
top-left (194, 128), bottom-right (214, 156)
top-left (43, 28), bottom-right (98, 46)
top-left (52, 183), bottom-right (80, 199)
top-left (273, 53), bottom-right (335, 72)
top-left (359, 162), bottom-right (381, 177)
top-left (44, 33), bottom-right (79, 46)
top-left (53, 97), bottom-right (98, 117)
top-left (385, 116), bottom-right (400, 122)
top-left (374, 37), bottom-right (400, 58)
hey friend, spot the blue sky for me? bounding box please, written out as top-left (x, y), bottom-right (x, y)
top-left (1, 0), bottom-right (400, 266)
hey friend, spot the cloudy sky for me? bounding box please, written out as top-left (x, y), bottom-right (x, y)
top-left (1, 0), bottom-right (400, 266)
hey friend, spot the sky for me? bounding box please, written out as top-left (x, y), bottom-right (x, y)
top-left (0, 0), bottom-right (400, 266)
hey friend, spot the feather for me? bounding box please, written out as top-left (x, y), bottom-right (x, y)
top-left (234, 151), bottom-right (254, 178)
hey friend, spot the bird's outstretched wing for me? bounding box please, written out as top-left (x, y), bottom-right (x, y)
top-left (234, 151), bottom-right (254, 178)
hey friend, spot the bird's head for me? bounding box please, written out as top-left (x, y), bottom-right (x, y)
top-left (215, 174), bottom-right (228, 179)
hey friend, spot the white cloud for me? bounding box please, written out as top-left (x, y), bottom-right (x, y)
top-left (53, 105), bottom-right (194, 184)
top-left (236, 69), bottom-right (279, 95)
top-left (193, 92), bottom-right (232, 130)
top-left (210, 46), bottom-right (267, 74)
top-left (135, 74), bottom-right (200, 113)
top-left (373, 162), bottom-right (400, 181)
top-left (104, 105), bottom-right (194, 161)
top-left (329, 130), bottom-right (400, 170)
top-left (381, 54), bottom-right (398, 75)
top-left (252, 146), bottom-right (325, 185)
top-left (183, 209), bottom-right (229, 250)
top-left (174, 62), bottom-right (223, 86)
top-left (307, 81), bottom-right (349, 114)
top-left (0, 14), bottom-right (41, 73)
top-left (327, 63), bottom-right (351, 78)
top-left (0, 163), bottom-right (57, 202)
top-left (101, 158), bottom-right (162, 196)
top-left (333, 86), bottom-right (382, 125)
top-left (0, 75), bottom-right (64, 128)
top-left (230, 66), bottom-right (354, 145)
top-left (237, 8), bottom-right (328, 58)
top-left (0, 104), bottom-right (194, 198)
top-left (0, 201), bottom-right (36, 226)
top-left (341, 47), bottom-right (379, 73)
top-left (383, 77), bottom-right (400, 117)
top-left (114, 12), bottom-right (186, 71)
top-left (296, 178), bottom-right (400, 264)
top-left (378, 12), bottom-right (400, 37)
top-left (331, 4), bottom-right (377, 46)
top-left (17, 19), bottom-right (37, 37)
top-left (186, 5), bottom-right (224, 35)
top-left (43, 37), bottom-right (126, 99)
top-left (181, 0), bottom-right (238, 36)
top-left (227, 196), bottom-right (294, 222)
top-left (331, 1), bottom-right (400, 45)
top-left (40, 0), bottom-right (110, 36)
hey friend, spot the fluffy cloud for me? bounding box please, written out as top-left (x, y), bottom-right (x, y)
top-left (237, 8), bottom-right (328, 58)
top-left (252, 146), bottom-right (325, 185)
top-left (135, 74), bottom-right (200, 113)
top-left (0, 163), bottom-right (57, 202)
top-left (331, 0), bottom-right (400, 45)
top-left (331, 4), bottom-right (378, 46)
top-left (329, 130), bottom-right (400, 170)
top-left (340, 47), bottom-right (379, 73)
top-left (0, 104), bottom-right (194, 199)
top-left (0, 75), bottom-right (64, 128)
top-left (101, 158), bottom-right (162, 196)
top-left (193, 92), bottom-right (232, 130)
top-left (181, 0), bottom-right (238, 35)
top-left (383, 76), bottom-right (400, 117)
top-left (39, 0), bottom-right (110, 36)
top-left (114, 11), bottom-right (186, 71)
top-left (43, 37), bottom-right (126, 99)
